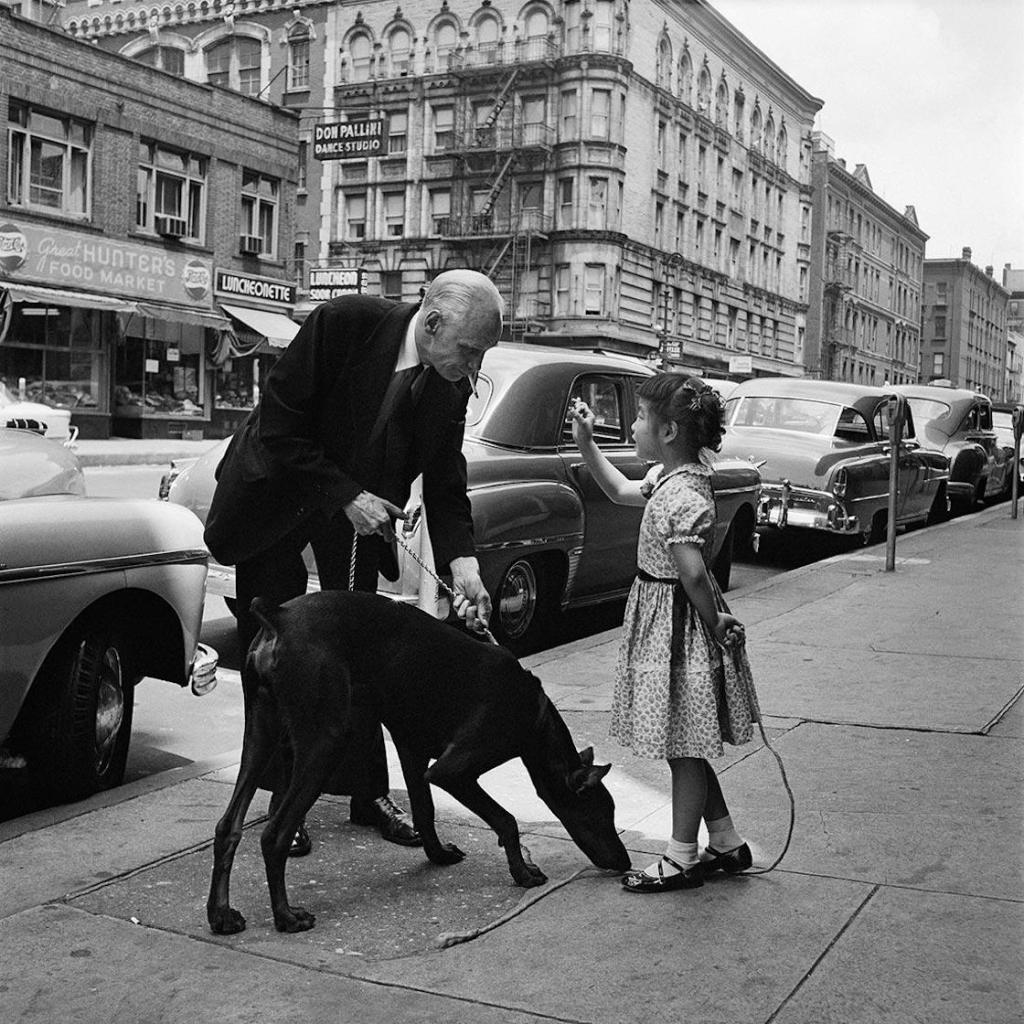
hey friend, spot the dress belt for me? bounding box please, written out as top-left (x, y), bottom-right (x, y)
top-left (636, 568), bottom-right (679, 585)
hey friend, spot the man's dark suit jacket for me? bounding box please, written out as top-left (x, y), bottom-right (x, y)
top-left (203, 294), bottom-right (476, 574)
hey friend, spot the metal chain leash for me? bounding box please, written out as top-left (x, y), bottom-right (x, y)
top-left (349, 529), bottom-right (499, 646)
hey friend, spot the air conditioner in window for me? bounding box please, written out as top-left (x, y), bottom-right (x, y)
top-left (155, 215), bottom-right (188, 238)
top-left (239, 234), bottom-right (263, 256)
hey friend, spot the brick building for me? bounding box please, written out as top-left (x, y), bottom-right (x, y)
top-left (0, 5), bottom-right (298, 438)
top-left (1000, 264), bottom-right (1023, 402)
top-left (805, 132), bottom-right (927, 385)
top-left (66, 0), bottom-right (822, 377)
top-left (921, 249), bottom-right (1009, 399)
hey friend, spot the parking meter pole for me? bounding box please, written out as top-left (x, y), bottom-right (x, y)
top-left (1012, 406), bottom-right (1023, 521)
top-left (885, 396), bottom-right (905, 572)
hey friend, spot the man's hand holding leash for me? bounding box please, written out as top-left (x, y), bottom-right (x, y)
top-left (450, 556), bottom-right (492, 634)
top-left (345, 490), bottom-right (406, 539)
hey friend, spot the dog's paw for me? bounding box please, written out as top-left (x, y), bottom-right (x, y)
top-left (426, 842), bottom-right (466, 866)
top-left (511, 862), bottom-right (548, 888)
top-left (208, 906), bottom-right (247, 935)
top-left (274, 906), bottom-right (316, 933)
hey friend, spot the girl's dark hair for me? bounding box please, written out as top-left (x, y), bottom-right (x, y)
top-left (636, 373), bottom-right (726, 452)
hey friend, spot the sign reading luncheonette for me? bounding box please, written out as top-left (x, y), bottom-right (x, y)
top-left (313, 119), bottom-right (385, 160)
top-left (0, 220), bottom-right (213, 305)
top-left (214, 268), bottom-right (296, 308)
top-left (308, 267), bottom-right (363, 302)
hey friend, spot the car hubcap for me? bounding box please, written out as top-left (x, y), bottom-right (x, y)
top-left (94, 646), bottom-right (125, 774)
top-left (498, 560), bottom-right (537, 640)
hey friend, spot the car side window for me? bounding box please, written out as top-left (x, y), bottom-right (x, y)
top-left (834, 407), bottom-right (872, 444)
top-left (563, 375), bottom-right (627, 447)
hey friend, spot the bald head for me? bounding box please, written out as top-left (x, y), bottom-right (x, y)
top-left (415, 270), bottom-right (504, 382)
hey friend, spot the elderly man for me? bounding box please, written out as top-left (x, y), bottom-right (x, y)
top-left (205, 269), bottom-right (503, 855)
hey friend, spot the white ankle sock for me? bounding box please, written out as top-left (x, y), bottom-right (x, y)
top-left (665, 839), bottom-right (699, 870)
top-left (706, 815), bottom-right (744, 853)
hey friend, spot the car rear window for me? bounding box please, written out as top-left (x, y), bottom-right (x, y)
top-left (904, 398), bottom-right (950, 425)
top-left (727, 396), bottom-right (840, 435)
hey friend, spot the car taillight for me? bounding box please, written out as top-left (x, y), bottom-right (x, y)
top-left (833, 467), bottom-right (848, 498)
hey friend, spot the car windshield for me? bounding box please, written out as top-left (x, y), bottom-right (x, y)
top-left (726, 396), bottom-right (840, 435)
top-left (904, 397), bottom-right (950, 425)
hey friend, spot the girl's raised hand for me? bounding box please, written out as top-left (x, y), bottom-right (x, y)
top-left (570, 398), bottom-right (596, 446)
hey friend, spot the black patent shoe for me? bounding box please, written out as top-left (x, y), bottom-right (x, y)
top-left (350, 795), bottom-right (422, 847)
top-left (621, 856), bottom-right (704, 893)
top-left (701, 842), bottom-right (753, 875)
top-left (288, 823), bottom-right (312, 858)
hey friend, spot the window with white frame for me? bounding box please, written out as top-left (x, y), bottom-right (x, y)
top-left (476, 15), bottom-right (500, 61)
top-left (288, 28), bottom-right (310, 90)
top-left (518, 181), bottom-right (542, 230)
top-left (387, 111), bottom-right (408, 154)
top-left (349, 33), bottom-right (372, 82)
top-left (584, 265), bottom-right (604, 315)
top-left (473, 101), bottom-right (495, 145)
top-left (389, 28), bottom-right (411, 76)
top-left (432, 105), bottom-right (454, 151)
top-left (345, 193), bottom-right (367, 239)
top-left (297, 140), bottom-right (308, 191)
top-left (434, 21), bottom-right (457, 70)
top-left (593, 0), bottom-right (614, 51)
top-left (554, 264), bottom-right (571, 315)
top-left (429, 189), bottom-right (450, 234)
top-left (137, 141), bottom-right (206, 240)
top-left (523, 9), bottom-right (549, 58)
top-left (206, 37), bottom-right (262, 96)
top-left (558, 178), bottom-right (574, 228)
top-left (471, 189), bottom-right (492, 232)
top-left (382, 191), bottom-right (405, 237)
top-left (8, 101), bottom-right (91, 215)
top-left (521, 95), bottom-right (546, 146)
top-left (241, 170), bottom-right (278, 256)
top-left (590, 89), bottom-right (610, 139)
top-left (135, 46), bottom-right (185, 76)
top-left (560, 89), bottom-right (578, 140)
top-left (587, 177), bottom-right (607, 229)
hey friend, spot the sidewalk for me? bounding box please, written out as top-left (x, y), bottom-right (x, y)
top-left (73, 436), bottom-right (219, 467)
top-left (1, 499), bottom-right (1021, 1024)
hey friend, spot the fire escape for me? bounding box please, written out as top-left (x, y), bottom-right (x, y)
top-left (444, 46), bottom-right (556, 340)
top-left (822, 230), bottom-right (856, 379)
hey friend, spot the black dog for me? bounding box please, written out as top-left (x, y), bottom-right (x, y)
top-left (207, 590), bottom-right (631, 934)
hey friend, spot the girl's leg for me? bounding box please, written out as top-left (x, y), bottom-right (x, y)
top-left (700, 760), bottom-right (752, 872)
top-left (669, 757), bottom-right (708, 844)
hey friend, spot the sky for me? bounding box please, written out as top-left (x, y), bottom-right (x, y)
top-left (712, 0), bottom-right (1024, 274)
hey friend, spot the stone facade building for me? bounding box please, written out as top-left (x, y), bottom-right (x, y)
top-left (921, 249), bottom-right (1009, 399)
top-left (1, 6), bottom-right (298, 438)
top-left (805, 132), bottom-right (927, 386)
top-left (66, 0), bottom-right (822, 376)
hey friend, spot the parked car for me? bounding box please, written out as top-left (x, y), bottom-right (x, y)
top-left (162, 345), bottom-right (761, 650)
top-left (891, 385), bottom-right (1014, 509)
top-left (0, 380), bottom-right (77, 443)
top-left (719, 378), bottom-right (949, 544)
top-left (0, 427), bottom-right (217, 802)
top-left (990, 403), bottom-right (1024, 488)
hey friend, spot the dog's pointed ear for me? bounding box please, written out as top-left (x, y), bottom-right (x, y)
top-left (567, 759), bottom-right (612, 794)
top-left (578, 746), bottom-right (595, 767)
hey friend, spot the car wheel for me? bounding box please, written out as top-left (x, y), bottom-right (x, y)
top-left (491, 557), bottom-right (552, 653)
top-left (711, 522), bottom-right (734, 591)
top-left (24, 617), bottom-right (136, 802)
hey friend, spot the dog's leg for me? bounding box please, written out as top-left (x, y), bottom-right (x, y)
top-left (426, 747), bottom-right (547, 888)
top-left (394, 746), bottom-right (464, 866)
top-left (207, 686), bottom-right (279, 935)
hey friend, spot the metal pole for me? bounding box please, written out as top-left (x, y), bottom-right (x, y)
top-left (885, 395), bottom-right (905, 571)
top-left (1012, 406), bottom-right (1023, 521)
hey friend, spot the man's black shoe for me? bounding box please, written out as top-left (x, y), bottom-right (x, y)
top-left (350, 795), bottom-right (421, 847)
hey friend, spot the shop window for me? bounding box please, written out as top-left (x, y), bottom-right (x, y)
top-left (137, 141), bottom-right (207, 241)
top-left (116, 318), bottom-right (205, 419)
top-left (214, 350), bottom-right (274, 412)
top-left (135, 46), bottom-right (185, 77)
top-left (7, 100), bottom-right (91, 215)
top-left (0, 304), bottom-right (102, 410)
top-left (288, 28), bottom-right (311, 90)
top-left (241, 170), bottom-right (279, 257)
top-left (205, 36), bottom-right (262, 96)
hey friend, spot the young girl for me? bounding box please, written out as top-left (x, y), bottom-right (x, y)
top-left (571, 373), bottom-right (759, 892)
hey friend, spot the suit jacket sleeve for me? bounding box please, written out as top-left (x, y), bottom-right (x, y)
top-left (422, 379), bottom-right (476, 571)
top-left (256, 297), bottom-right (380, 513)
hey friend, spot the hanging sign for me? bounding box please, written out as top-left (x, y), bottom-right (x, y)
top-left (313, 119), bottom-right (385, 160)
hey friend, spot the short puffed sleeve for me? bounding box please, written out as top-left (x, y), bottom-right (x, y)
top-left (649, 478), bottom-right (715, 546)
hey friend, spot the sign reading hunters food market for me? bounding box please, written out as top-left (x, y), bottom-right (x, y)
top-left (308, 267), bottom-right (363, 301)
top-left (314, 119), bottom-right (385, 160)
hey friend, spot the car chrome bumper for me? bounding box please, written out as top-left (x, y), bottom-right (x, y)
top-left (756, 485), bottom-right (859, 535)
top-left (189, 642), bottom-right (219, 696)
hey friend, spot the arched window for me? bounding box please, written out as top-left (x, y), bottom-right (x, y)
top-left (435, 21), bottom-right (458, 70)
top-left (288, 26), bottom-right (310, 90)
top-left (135, 45), bottom-right (185, 77)
top-left (523, 8), bottom-right (548, 59)
top-left (656, 37), bottom-right (672, 90)
top-left (349, 33), bottom-right (372, 82)
top-left (764, 115), bottom-right (776, 162)
top-left (476, 15), bottom-right (500, 62)
top-left (776, 126), bottom-right (788, 169)
top-left (714, 79), bottom-right (729, 127)
top-left (697, 65), bottom-right (712, 115)
top-left (389, 27), bottom-right (411, 75)
top-left (206, 37), bottom-right (262, 96)
top-left (733, 89), bottom-right (745, 141)
top-left (678, 50), bottom-right (692, 105)
top-left (750, 104), bottom-right (762, 150)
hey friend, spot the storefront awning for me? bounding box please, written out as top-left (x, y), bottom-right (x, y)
top-left (3, 283), bottom-right (139, 314)
top-left (220, 304), bottom-right (299, 349)
top-left (136, 302), bottom-right (231, 330)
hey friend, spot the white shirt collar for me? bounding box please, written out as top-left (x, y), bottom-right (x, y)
top-left (394, 311), bottom-right (421, 373)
